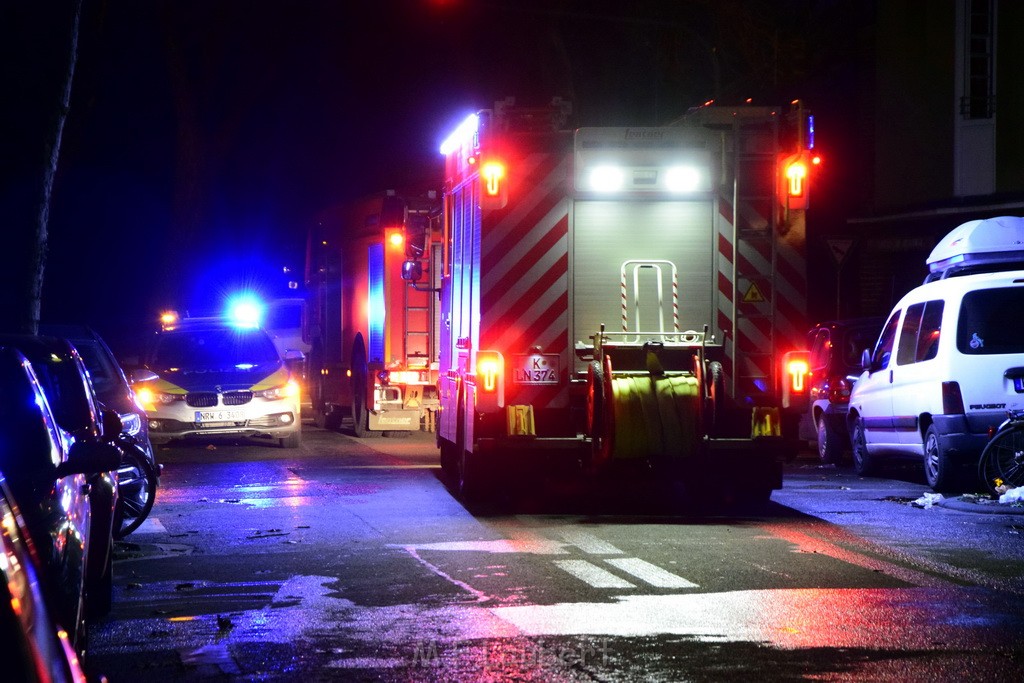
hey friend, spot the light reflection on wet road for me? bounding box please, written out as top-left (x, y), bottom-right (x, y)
top-left (85, 427), bottom-right (1024, 681)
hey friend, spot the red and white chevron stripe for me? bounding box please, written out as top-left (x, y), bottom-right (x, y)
top-left (717, 195), bottom-right (807, 399)
top-left (480, 150), bottom-right (571, 409)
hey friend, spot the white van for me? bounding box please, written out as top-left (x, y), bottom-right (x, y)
top-left (847, 216), bottom-right (1024, 491)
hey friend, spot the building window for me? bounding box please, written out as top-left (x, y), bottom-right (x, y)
top-left (962, 0), bottom-right (995, 119)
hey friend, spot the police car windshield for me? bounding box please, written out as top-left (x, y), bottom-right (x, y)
top-left (151, 327), bottom-right (280, 371)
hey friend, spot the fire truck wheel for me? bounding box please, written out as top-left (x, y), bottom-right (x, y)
top-left (440, 438), bottom-right (458, 475)
top-left (456, 405), bottom-right (488, 502)
top-left (322, 407), bottom-right (343, 431)
top-left (351, 376), bottom-right (381, 439)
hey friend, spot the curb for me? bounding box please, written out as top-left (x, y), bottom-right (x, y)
top-left (936, 496), bottom-right (1024, 515)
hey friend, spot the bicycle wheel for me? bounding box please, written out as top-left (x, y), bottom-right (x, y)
top-left (114, 442), bottom-right (158, 539)
top-left (978, 423), bottom-right (1024, 496)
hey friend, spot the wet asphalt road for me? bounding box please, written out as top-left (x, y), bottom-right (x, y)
top-left (83, 423), bottom-right (1024, 681)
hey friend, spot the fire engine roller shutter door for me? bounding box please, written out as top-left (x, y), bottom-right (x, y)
top-left (571, 200), bottom-right (716, 365)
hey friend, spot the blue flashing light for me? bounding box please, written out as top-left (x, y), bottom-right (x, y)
top-left (440, 113), bottom-right (479, 156)
top-left (226, 294), bottom-right (264, 328)
top-left (367, 243), bottom-right (385, 362)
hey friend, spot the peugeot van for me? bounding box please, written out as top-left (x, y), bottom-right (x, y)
top-left (847, 216), bottom-right (1024, 491)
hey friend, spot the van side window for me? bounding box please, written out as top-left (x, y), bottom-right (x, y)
top-left (917, 300), bottom-right (943, 361)
top-left (872, 311), bottom-right (900, 371)
top-left (896, 300), bottom-right (944, 365)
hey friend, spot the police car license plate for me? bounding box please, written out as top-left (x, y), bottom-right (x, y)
top-left (512, 353), bottom-right (559, 384)
top-left (195, 409), bottom-right (245, 423)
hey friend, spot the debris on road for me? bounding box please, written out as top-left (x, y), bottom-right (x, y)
top-left (999, 485), bottom-right (1024, 505)
top-left (912, 492), bottom-right (944, 509)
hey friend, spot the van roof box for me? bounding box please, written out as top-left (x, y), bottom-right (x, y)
top-left (925, 216), bottom-right (1024, 281)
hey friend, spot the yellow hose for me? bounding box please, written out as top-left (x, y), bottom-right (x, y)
top-left (609, 373), bottom-right (699, 461)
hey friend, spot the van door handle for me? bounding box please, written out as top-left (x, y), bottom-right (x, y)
top-left (889, 370), bottom-right (893, 383)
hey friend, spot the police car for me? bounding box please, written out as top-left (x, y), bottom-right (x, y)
top-left (848, 216), bottom-right (1024, 491)
top-left (135, 303), bottom-right (302, 448)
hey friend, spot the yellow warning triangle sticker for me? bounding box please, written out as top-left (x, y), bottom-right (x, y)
top-left (743, 282), bottom-right (766, 303)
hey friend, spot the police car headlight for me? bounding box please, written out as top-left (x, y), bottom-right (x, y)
top-left (135, 386), bottom-right (184, 407)
top-left (255, 379), bottom-right (300, 401)
top-left (119, 412), bottom-right (143, 436)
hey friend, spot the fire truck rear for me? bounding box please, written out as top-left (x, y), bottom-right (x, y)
top-left (305, 190), bottom-right (442, 436)
top-left (423, 99), bottom-right (815, 501)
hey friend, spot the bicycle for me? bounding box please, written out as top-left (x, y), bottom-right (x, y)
top-left (113, 436), bottom-right (159, 539)
top-left (977, 409), bottom-right (1024, 496)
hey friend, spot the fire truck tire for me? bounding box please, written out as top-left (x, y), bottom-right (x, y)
top-left (322, 406), bottom-right (343, 431)
top-left (351, 362), bottom-right (381, 439)
top-left (440, 438), bottom-right (458, 475)
top-left (455, 403), bottom-right (488, 502)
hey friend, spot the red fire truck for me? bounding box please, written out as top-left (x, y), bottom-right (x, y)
top-left (305, 190), bottom-right (442, 436)
top-left (410, 98), bottom-right (816, 500)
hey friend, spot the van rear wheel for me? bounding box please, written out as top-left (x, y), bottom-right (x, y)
top-left (924, 425), bottom-right (961, 492)
top-left (850, 416), bottom-right (877, 476)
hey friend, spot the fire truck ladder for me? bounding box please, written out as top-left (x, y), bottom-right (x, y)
top-left (404, 283), bottom-right (432, 372)
top-left (729, 113), bottom-right (780, 401)
top-left (620, 260), bottom-right (679, 342)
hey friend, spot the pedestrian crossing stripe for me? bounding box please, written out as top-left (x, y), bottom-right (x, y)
top-left (555, 560), bottom-right (636, 588)
top-left (554, 558), bottom-right (698, 589)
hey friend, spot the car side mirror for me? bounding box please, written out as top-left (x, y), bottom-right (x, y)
top-left (57, 441), bottom-right (121, 478)
top-left (100, 408), bottom-right (123, 441)
top-left (130, 368), bottom-right (159, 384)
top-left (860, 348), bottom-right (872, 373)
top-left (284, 349), bottom-right (305, 361)
top-left (401, 260), bottom-right (423, 282)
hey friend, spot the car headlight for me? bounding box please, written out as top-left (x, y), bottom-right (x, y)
top-left (255, 379), bottom-right (300, 401)
top-left (119, 412), bottom-right (143, 436)
top-left (135, 386), bottom-right (185, 407)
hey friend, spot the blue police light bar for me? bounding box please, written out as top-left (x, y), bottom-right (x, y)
top-left (226, 294), bottom-right (264, 327)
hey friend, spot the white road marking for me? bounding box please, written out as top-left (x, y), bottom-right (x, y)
top-left (133, 517), bottom-right (167, 534)
top-left (557, 529), bottom-right (624, 555)
top-left (554, 560), bottom-right (636, 588)
top-left (605, 557), bottom-right (698, 588)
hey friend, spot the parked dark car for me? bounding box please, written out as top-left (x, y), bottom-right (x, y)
top-left (0, 345), bottom-right (120, 654)
top-left (0, 472), bottom-right (87, 682)
top-left (0, 335), bottom-right (124, 626)
top-left (806, 317), bottom-right (885, 464)
top-left (41, 324), bottom-right (159, 537)
top-left (40, 324), bottom-right (155, 458)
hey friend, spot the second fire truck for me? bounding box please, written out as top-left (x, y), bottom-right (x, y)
top-left (402, 98), bottom-right (818, 501)
top-left (305, 190), bottom-right (442, 436)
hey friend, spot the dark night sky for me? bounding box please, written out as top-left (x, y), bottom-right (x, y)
top-left (1, 0), bottom-right (867, 357)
